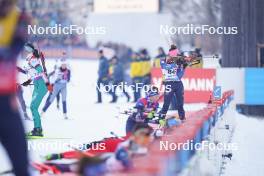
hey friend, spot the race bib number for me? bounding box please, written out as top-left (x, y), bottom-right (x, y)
top-left (163, 68), bottom-right (177, 80)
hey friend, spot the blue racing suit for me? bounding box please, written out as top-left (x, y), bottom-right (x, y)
top-left (126, 97), bottom-right (159, 134)
top-left (160, 59), bottom-right (185, 119)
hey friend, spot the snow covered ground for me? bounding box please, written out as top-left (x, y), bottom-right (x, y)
top-left (224, 112), bottom-right (264, 176)
top-left (0, 59), bottom-right (205, 175)
top-left (0, 59), bottom-right (263, 176)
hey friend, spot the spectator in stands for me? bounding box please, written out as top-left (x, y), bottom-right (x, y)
top-left (96, 50), bottom-right (110, 103)
top-left (130, 52), bottom-right (144, 102)
top-left (194, 48), bottom-right (203, 57)
top-left (139, 49), bottom-right (152, 88)
top-left (26, 0), bottom-right (86, 47)
top-left (109, 56), bottom-right (130, 103)
top-left (153, 47), bottom-right (166, 68)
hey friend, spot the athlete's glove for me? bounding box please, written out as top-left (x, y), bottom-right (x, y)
top-left (115, 148), bottom-right (131, 168)
top-left (159, 119), bottom-right (166, 127)
top-left (147, 111), bottom-right (155, 119)
top-left (46, 83), bottom-right (53, 92)
top-left (45, 153), bottom-right (62, 161)
top-left (21, 79), bottom-right (32, 86)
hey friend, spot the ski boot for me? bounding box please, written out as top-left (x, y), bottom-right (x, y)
top-left (45, 153), bottom-right (62, 161)
top-left (179, 116), bottom-right (186, 122)
top-left (56, 103), bottom-right (60, 110)
top-left (63, 113), bottom-right (68, 120)
top-left (26, 128), bottom-right (43, 138)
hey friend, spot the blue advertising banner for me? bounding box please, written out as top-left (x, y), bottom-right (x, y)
top-left (245, 68), bottom-right (264, 105)
top-left (213, 86), bottom-right (222, 100)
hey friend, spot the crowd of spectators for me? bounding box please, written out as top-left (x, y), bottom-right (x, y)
top-left (96, 41), bottom-right (133, 64)
top-left (26, 0), bottom-right (87, 47)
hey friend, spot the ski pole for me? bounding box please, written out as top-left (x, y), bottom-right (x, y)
top-left (110, 131), bottom-right (124, 140)
top-left (20, 83), bottom-right (34, 86)
top-left (0, 170), bottom-right (13, 175)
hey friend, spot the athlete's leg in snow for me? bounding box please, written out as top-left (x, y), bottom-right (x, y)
top-left (170, 94), bottom-right (177, 110)
top-left (43, 92), bottom-right (52, 111)
top-left (122, 82), bottom-right (130, 102)
top-left (96, 78), bottom-right (102, 103)
top-left (42, 83), bottom-right (61, 112)
top-left (46, 92), bottom-right (52, 102)
top-left (160, 82), bottom-right (175, 115)
top-left (0, 95), bottom-right (30, 176)
top-left (110, 82), bottom-right (118, 103)
top-left (175, 81), bottom-right (185, 120)
top-left (30, 79), bottom-right (48, 134)
top-left (16, 85), bottom-right (30, 119)
top-left (132, 77), bottom-right (142, 102)
top-left (60, 85), bottom-right (67, 119)
top-left (114, 81), bottom-right (130, 102)
top-left (56, 90), bottom-right (60, 109)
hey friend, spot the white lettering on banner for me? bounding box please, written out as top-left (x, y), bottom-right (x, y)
top-left (94, 0), bottom-right (159, 13)
top-left (152, 77), bottom-right (162, 88)
top-left (152, 77), bottom-right (214, 91)
top-left (197, 79), bottom-right (205, 91)
top-left (181, 78), bottom-right (214, 91)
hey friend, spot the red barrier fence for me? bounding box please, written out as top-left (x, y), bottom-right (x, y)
top-left (151, 68), bottom-right (216, 103)
top-left (113, 90), bottom-right (234, 176)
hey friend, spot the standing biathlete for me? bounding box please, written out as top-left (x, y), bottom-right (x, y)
top-left (160, 45), bottom-right (186, 121)
top-left (42, 59), bottom-right (71, 119)
top-left (22, 43), bottom-right (52, 137)
top-left (45, 58), bottom-right (62, 110)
